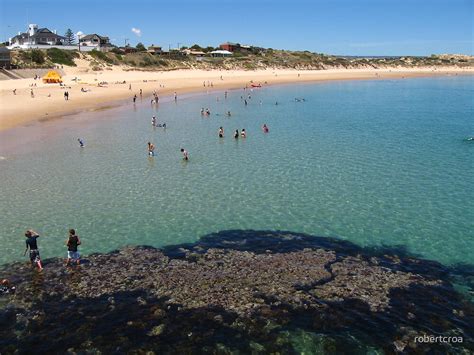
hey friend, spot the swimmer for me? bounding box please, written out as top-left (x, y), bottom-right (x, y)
top-left (241, 129), bottom-right (247, 138)
top-left (466, 137), bottom-right (474, 141)
top-left (148, 142), bottom-right (155, 157)
top-left (218, 127), bottom-right (224, 138)
top-left (234, 129), bottom-right (239, 139)
top-left (262, 124), bottom-right (269, 133)
top-left (180, 148), bottom-right (189, 161)
top-left (78, 138), bottom-right (85, 147)
top-left (151, 116), bottom-right (156, 126)
top-left (200, 108), bottom-right (205, 115)
top-left (226, 111), bottom-right (231, 117)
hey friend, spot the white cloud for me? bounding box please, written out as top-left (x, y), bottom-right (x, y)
top-left (131, 28), bottom-right (141, 37)
top-left (76, 31), bottom-right (84, 39)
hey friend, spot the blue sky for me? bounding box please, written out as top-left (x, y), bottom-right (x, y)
top-left (1, 0), bottom-right (472, 55)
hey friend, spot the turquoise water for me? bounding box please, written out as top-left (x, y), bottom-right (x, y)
top-left (1, 76), bottom-right (473, 266)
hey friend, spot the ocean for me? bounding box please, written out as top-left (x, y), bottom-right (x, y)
top-left (0, 75), bottom-right (473, 267)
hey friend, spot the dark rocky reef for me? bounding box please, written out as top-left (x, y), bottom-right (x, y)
top-left (1, 230), bottom-right (473, 354)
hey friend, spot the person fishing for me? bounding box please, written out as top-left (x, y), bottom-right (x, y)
top-left (23, 229), bottom-right (43, 270)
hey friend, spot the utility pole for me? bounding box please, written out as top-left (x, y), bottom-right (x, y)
top-left (124, 38), bottom-right (129, 47)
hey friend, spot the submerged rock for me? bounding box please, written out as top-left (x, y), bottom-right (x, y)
top-left (0, 230), bottom-right (473, 353)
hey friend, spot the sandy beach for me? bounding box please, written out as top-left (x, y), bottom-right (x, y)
top-left (0, 65), bottom-right (472, 131)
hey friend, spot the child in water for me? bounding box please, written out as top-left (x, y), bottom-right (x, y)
top-left (180, 148), bottom-right (189, 160)
top-left (148, 142), bottom-right (155, 156)
top-left (241, 129), bottom-right (247, 138)
top-left (234, 129), bottom-right (239, 139)
top-left (262, 124), bottom-right (269, 133)
top-left (218, 127), bottom-right (224, 138)
top-left (78, 138), bottom-right (85, 147)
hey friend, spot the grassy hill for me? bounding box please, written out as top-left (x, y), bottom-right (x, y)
top-left (9, 48), bottom-right (474, 71)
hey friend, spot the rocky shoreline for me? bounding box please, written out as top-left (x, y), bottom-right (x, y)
top-left (1, 230), bottom-right (473, 354)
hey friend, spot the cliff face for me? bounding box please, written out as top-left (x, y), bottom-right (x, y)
top-left (1, 230), bottom-right (473, 354)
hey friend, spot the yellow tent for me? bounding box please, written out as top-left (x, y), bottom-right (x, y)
top-left (42, 71), bottom-right (62, 83)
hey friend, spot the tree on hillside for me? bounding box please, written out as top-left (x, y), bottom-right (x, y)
top-left (190, 44), bottom-right (203, 51)
top-left (136, 42), bottom-right (146, 52)
top-left (64, 29), bottom-right (75, 45)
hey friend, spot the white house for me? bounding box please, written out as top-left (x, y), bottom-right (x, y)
top-left (210, 50), bottom-right (233, 57)
top-left (182, 49), bottom-right (206, 57)
top-left (79, 34), bottom-right (112, 52)
top-left (9, 24), bottom-right (65, 47)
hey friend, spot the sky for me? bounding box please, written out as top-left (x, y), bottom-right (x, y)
top-left (0, 0), bottom-right (472, 55)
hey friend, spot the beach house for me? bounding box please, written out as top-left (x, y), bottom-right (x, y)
top-left (120, 45), bottom-right (138, 54)
top-left (220, 42), bottom-right (240, 52)
top-left (210, 50), bottom-right (233, 57)
top-left (9, 24), bottom-right (65, 48)
top-left (182, 49), bottom-right (206, 57)
top-left (147, 45), bottom-right (162, 55)
top-left (79, 34), bottom-right (112, 52)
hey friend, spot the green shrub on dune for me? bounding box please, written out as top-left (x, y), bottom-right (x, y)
top-left (89, 49), bottom-right (114, 64)
top-left (30, 49), bottom-right (45, 64)
top-left (46, 48), bottom-right (78, 66)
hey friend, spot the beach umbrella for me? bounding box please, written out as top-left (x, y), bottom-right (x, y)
top-left (42, 70), bottom-right (63, 83)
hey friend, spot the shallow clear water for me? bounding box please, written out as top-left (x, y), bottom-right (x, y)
top-left (1, 76), bottom-right (473, 266)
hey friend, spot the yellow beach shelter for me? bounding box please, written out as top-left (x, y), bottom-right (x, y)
top-left (42, 70), bottom-right (63, 83)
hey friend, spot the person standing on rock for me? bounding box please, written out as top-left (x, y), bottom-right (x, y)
top-left (65, 229), bottom-right (81, 266)
top-left (23, 229), bottom-right (43, 270)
